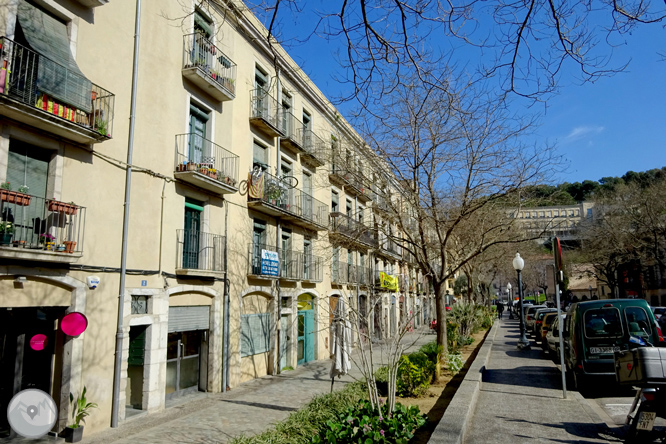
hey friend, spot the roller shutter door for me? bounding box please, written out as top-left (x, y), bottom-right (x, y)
top-left (168, 306), bottom-right (210, 333)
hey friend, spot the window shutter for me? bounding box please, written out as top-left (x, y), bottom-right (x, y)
top-left (7, 142), bottom-right (49, 199)
top-left (241, 313), bottom-right (271, 357)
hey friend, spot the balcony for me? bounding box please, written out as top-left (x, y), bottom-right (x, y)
top-left (247, 170), bottom-right (328, 231)
top-left (331, 261), bottom-right (351, 285)
top-left (73, 0), bottom-right (109, 7)
top-left (342, 169), bottom-right (370, 201)
top-left (250, 89), bottom-right (284, 138)
top-left (299, 129), bottom-right (327, 167)
top-left (0, 193), bottom-right (85, 263)
top-left (279, 112), bottom-right (303, 152)
top-left (329, 212), bottom-right (377, 248)
top-left (281, 250), bottom-right (324, 282)
top-left (182, 33), bottom-right (236, 102)
top-left (376, 237), bottom-right (402, 260)
top-left (175, 229), bottom-right (224, 277)
top-left (174, 134), bottom-right (239, 195)
top-left (0, 38), bottom-right (114, 145)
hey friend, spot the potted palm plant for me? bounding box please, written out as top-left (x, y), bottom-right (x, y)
top-left (66, 386), bottom-right (97, 443)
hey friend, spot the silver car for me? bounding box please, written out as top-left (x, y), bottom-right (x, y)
top-left (546, 314), bottom-right (567, 363)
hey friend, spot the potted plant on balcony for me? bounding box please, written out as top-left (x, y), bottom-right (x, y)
top-left (66, 386), bottom-right (97, 443)
top-left (0, 182), bottom-right (32, 206)
top-left (64, 240), bottom-right (77, 253)
top-left (39, 233), bottom-right (55, 250)
top-left (48, 200), bottom-right (79, 215)
top-left (0, 221), bottom-right (13, 245)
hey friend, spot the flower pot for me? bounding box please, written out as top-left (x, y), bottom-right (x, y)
top-left (64, 241), bottom-right (77, 253)
top-left (45, 242), bottom-right (55, 251)
top-left (0, 233), bottom-right (11, 245)
top-left (66, 425), bottom-right (84, 443)
top-left (48, 201), bottom-right (78, 215)
top-left (57, 245), bottom-right (66, 252)
top-left (0, 190), bottom-right (32, 206)
top-left (187, 162), bottom-right (196, 171)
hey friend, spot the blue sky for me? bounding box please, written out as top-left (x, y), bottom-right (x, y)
top-left (254, 4), bottom-right (665, 185)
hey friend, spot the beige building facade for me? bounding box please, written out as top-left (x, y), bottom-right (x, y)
top-left (0, 0), bottom-right (434, 437)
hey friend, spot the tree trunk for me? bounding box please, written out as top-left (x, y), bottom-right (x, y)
top-left (435, 281), bottom-right (448, 359)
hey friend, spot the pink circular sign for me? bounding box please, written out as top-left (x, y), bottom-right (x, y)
top-left (29, 334), bottom-right (48, 351)
top-left (61, 312), bottom-right (88, 336)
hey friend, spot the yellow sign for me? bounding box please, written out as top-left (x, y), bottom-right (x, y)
top-left (380, 272), bottom-right (399, 291)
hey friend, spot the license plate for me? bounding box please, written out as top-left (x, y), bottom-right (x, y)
top-left (636, 411), bottom-right (656, 431)
top-left (590, 346), bottom-right (620, 354)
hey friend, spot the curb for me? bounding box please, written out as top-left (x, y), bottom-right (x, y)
top-left (428, 320), bottom-right (500, 444)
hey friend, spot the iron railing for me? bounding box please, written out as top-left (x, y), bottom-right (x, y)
top-left (330, 212), bottom-right (377, 246)
top-left (280, 111), bottom-right (302, 146)
top-left (247, 243), bottom-right (322, 281)
top-left (247, 170), bottom-right (328, 227)
top-left (331, 260), bottom-right (350, 284)
top-left (182, 33), bottom-right (236, 98)
top-left (0, 37), bottom-right (115, 138)
top-left (299, 129), bottom-right (327, 164)
top-left (175, 133), bottom-right (239, 189)
top-left (282, 250), bottom-right (323, 282)
top-left (0, 193), bottom-right (85, 254)
top-left (176, 229), bottom-right (224, 272)
top-left (250, 88), bottom-right (283, 132)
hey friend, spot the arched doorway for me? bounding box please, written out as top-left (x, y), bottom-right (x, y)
top-left (297, 294), bottom-right (315, 365)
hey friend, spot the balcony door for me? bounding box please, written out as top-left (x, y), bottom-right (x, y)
top-left (302, 171), bottom-right (313, 221)
top-left (188, 105), bottom-right (209, 165)
top-left (281, 229), bottom-right (292, 279)
top-left (183, 199), bottom-right (202, 269)
top-left (303, 238), bottom-right (312, 280)
top-left (254, 68), bottom-right (268, 117)
top-left (252, 219), bottom-right (267, 275)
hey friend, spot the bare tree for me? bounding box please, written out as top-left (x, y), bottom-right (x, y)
top-left (352, 77), bottom-right (558, 356)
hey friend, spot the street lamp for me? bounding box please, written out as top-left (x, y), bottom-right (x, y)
top-left (507, 283), bottom-right (513, 319)
top-left (513, 253), bottom-right (530, 350)
top-left (588, 285), bottom-right (593, 299)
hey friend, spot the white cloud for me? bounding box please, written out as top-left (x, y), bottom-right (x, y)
top-left (564, 125), bottom-right (605, 142)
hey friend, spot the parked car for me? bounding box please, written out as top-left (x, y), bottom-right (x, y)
top-left (562, 299), bottom-right (663, 391)
top-left (533, 308), bottom-right (557, 337)
top-left (652, 306), bottom-right (666, 320)
top-left (540, 312), bottom-right (559, 351)
top-left (525, 305), bottom-right (547, 334)
top-left (546, 314), bottom-right (567, 361)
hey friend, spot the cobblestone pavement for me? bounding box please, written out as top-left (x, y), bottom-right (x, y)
top-left (464, 319), bottom-right (623, 443)
top-left (64, 329), bottom-right (434, 444)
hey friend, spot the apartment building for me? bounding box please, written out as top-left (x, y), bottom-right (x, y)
top-left (0, 0), bottom-right (434, 437)
top-left (512, 202), bottom-right (595, 243)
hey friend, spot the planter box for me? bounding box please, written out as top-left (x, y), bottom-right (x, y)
top-left (48, 201), bottom-right (78, 215)
top-left (0, 190), bottom-right (32, 206)
top-left (65, 426), bottom-right (84, 443)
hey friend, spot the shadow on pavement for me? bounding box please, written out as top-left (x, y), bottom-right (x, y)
top-left (483, 366), bottom-right (561, 389)
top-left (218, 399), bottom-right (299, 412)
top-left (504, 350), bottom-right (552, 360)
top-left (505, 417), bottom-right (624, 443)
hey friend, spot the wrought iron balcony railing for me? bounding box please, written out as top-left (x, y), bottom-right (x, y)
top-left (281, 250), bottom-right (324, 282)
top-left (0, 192), bottom-right (85, 254)
top-left (182, 33), bottom-right (236, 101)
top-left (0, 37), bottom-right (115, 140)
top-left (299, 129), bottom-right (327, 166)
top-left (330, 212), bottom-right (377, 247)
top-left (176, 229), bottom-right (224, 272)
top-left (280, 111), bottom-right (303, 148)
top-left (247, 170), bottom-right (328, 228)
top-left (175, 133), bottom-right (239, 192)
top-left (250, 89), bottom-right (284, 136)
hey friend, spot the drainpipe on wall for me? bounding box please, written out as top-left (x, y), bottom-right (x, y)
top-left (222, 198), bottom-right (230, 392)
top-left (274, 68), bottom-right (282, 376)
top-left (111, 0), bottom-right (141, 428)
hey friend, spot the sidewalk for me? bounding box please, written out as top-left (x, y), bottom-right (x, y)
top-left (462, 318), bottom-right (622, 443)
top-left (67, 329), bottom-right (434, 444)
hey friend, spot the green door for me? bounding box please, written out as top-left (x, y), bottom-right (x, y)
top-left (183, 200), bottom-right (202, 269)
top-left (297, 310), bottom-right (315, 365)
top-left (188, 105), bottom-right (208, 164)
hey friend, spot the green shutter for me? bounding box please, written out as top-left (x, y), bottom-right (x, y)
top-left (7, 142), bottom-right (49, 199)
top-left (17, 0), bottom-right (92, 113)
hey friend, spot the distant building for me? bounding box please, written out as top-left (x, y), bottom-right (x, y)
top-left (511, 202), bottom-right (595, 245)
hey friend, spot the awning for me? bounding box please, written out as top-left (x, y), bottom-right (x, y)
top-left (17, 1), bottom-right (92, 113)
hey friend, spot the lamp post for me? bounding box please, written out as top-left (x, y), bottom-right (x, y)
top-left (513, 253), bottom-right (530, 350)
top-left (588, 285), bottom-right (593, 299)
top-left (507, 283), bottom-right (513, 319)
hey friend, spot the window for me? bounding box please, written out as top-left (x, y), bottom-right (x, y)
top-left (346, 199), bottom-right (353, 219)
top-left (188, 104), bottom-right (210, 164)
top-left (281, 229), bottom-right (292, 277)
top-left (182, 198), bottom-right (203, 269)
top-left (241, 313), bottom-right (271, 357)
top-left (331, 190), bottom-right (339, 213)
top-left (584, 308), bottom-right (622, 338)
top-left (625, 307), bottom-right (652, 339)
top-left (538, 211), bottom-right (545, 218)
top-left (303, 238), bottom-right (312, 280)
top-left (546, 211), bottom-right (552, 217)
top-left (587, 209), bottom-right (593, 219)
top-left (302, 110), bottom-right (311, 131)
top-left (358, 207), bottom-right (364, 224)
top-left (194, 9), bottom-right (213, 38)
top-left (332, 246), bottom-right (340, 281)
top-left (251, 219), bottom-right (267, 274)
top-left (281, 91), bottom-right (292, 135)
top-left (254, 67), bottom-right (269, 117)
top-left (554, 210), bottom-right (559, 217)
top-left (253, 141), bottom-right (268, 170)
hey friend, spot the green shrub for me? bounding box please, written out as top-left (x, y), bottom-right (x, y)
top-left (447, 320), bottom-right (459, 350)
top-left (229, 381), bottom-right (367, 444)
top-left (375, 366), bottom-right (389, 396)
top-left (418, 341), bottom-right (444, 365)
top-left (397, 355), bottom-right (431, 397)
top-left (313, 400), bottom-right (427, 444)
